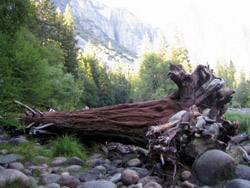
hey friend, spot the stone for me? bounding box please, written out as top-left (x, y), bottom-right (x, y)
top-left (58, 175), bottom-right (80, 188)
top-left (45, 183), bottom-right (60, 188)
top-left (41, 173), bottom-right (61, 184)
top-left (29, 164), bottom-right (49, 176)
top-left (66, 157), bottom-right (84, 166)
top-left (105, 164), bottom-right (118, 175)
top-left (8, 162), bottom-right (24, 170)
top-left (181, 181), bottom-right (195, 188)
top-left (94, 165), bottom-right (106, 174)
top-left (121, 169), bottom-right (139, 185)
top-left (77, 180), bottom-right (117, 188)
top-left (235, 164), bottom-right (250, 180)
top-left (110, 173), bottom-right (121, 183)
top-left (128, 167), bottom-right (149, 178)
top-left (225, 179), bottom-right (250, 188)
top-left (0, 154), bottom-right (23, 164)
top-left (127, 183), bottom-right (143, 188)
top-left (0, 169), bottom-right (31, 188)
top-left (79, 169), bottom-right (101, 182)
top-left (62, 172), bottom-right (70, 176)
top-left (144, 182), bottom-right (163, 188)
top-left (139, 176), bottom-right (162, 186)
top-left (65, 165), bottom-right (82, 174)
top-left (193, 149), bottom-right (235, 185)
top-left (50, 157), bottom-right (67, 166)
top-left (127, 158), bottom-right (141, 167)
top-left (181, 171), bottom-right (191, 181)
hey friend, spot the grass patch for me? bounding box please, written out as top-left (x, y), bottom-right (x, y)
top-left (50, 135), bottom-right (87, 160)
top-left (225, 112), bottom-right (250, 134)
top-left (0, 141), bottom-right (52, 161)
top-left (0, 118), bottom-right (25, 131)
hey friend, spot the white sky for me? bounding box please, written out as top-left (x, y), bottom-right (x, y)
top-left (101, 0), bottom-right (250, 75)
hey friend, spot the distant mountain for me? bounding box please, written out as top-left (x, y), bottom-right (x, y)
top-left (52, 0), bottom-right (159, 71)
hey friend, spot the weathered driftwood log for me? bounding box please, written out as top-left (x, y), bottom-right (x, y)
top-left (20, 64), bottom-right (236, 146)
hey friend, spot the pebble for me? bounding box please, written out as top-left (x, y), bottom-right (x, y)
top-left (127, 158), bottom-right (141, 167)
top-left (58, 174), bottom-right (80, 188)
top-left (77, 180), bottom-right (117, 188)
top-left (41, 173), bottom-right (61, 184)
top-left (50, 157), bottom-right (67, 166)
top-left (110, 173), bottom-right (122, 183)
top-left (144, 182), bottom-right (163, 188)
top-left (66, 157), bottom-right (84, 166)
top-left (65, 165), bottom-right (82, 174)
top-left (181, 170), bottom-right (191, 181)
top-left (121, 169), bottom-right (139, 185)
top-left (8, 162), bottom-right (24, 170)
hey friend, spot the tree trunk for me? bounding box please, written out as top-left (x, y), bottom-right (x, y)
top-left (21, 64), bottom-right (235, 146)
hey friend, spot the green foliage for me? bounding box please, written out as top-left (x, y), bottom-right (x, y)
top-left (132, 52), bottom-right (176, 101)
top-left (0, 0), bottom-right (32, 35)
top-left (225, 112), bottom-right (250, 134)
top-left (51, 135), bottom-right (87, 160)
top-left (216, 60), bottom-right (236, 89)
top-left (78, 54), bottom-right (130, 107)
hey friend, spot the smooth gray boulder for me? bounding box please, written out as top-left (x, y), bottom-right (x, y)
top-left (235, 165), bottom-right (250, 180)
top-left (192, 149), bottom-right (235, 185)
top-left (225, 179), bottom-right (250, 188)
top-left (0, 169), bottom-right (31, 188)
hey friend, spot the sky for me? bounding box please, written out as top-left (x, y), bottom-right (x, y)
top-left (101, 0), bottom-right (250, 75)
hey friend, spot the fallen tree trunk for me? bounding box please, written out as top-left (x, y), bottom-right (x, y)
top-left (20, 64), bottom-right (235, 146)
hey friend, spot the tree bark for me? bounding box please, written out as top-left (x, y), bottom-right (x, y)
top-left (21, 64), bottom-right (235, 146)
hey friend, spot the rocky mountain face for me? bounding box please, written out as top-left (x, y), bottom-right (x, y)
top-left (52, 0), bottom-right (159, 72)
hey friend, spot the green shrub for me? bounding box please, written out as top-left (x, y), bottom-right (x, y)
top-left (50, 135), bottom-right (87, 160)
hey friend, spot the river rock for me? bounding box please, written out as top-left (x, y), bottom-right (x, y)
top-left (128, 167), bottom-right (149, 178)
top-left (235, 164), bottom-right (250, 180)
top-left (193, 149), bottom-right (235, 185)
top-left (45, 183), bottom-right (60, 188)
top-left (139, 176), bottom-right (162, 186)
top-left (58, 175), bottom-right (80, 188)
top-left (225, 179), bottom-right (250, 188)
top-left (0, 169), bottom-right (31, 188)
top-left (51, 157), bottom-right (67, 166)
top-left (121, 169), bottom-right (139, 185)
top-left (8, 162), bottom-right (24, 170)
top-left (77, 180), bottom-right (117, 188)
top-left (41, 173), bottom-right (61, 184)
top-left (66, 157), bottom-right (84, 166)
top-left (144, 182), bottom-right (163, 188)
top-left (127, 158), bottom-right (141, 167)
top-left (127, 183), bottom-right (143, 188)
top-left (65, 165), bottom-right (82, 174)
top-left (181, 170), bottom-right (192, 181)
top-left (0, 154), bottom-right (23, 164)
top-left (110, 173), bottom-right (121, 183)
top-left (79, 169), bottom-right (101, 182)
